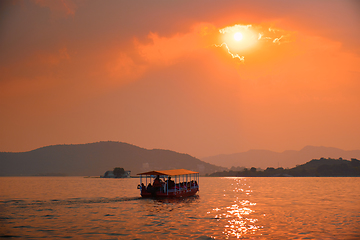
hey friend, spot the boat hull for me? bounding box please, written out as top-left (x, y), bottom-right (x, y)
top-left (140, 188), bottom-right (198, 198)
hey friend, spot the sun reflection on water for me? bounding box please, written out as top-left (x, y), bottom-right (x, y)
top-left (207, 178), bottom-right (263, 239)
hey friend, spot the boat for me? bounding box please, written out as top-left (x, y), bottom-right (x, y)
top-left (137, 169), bottom-right (199, 198)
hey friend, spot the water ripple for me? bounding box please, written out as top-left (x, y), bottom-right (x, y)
top-left (1, 196), bottom-right (142, 208)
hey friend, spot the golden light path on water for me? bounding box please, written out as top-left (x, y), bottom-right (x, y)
top-left (207, 178), bottom-right (263, 239)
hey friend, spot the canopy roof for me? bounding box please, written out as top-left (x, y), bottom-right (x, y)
top-left (137, 169), bottom-right (199, 176)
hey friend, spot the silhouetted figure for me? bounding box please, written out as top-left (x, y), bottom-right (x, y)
top-left (153, 175), bottom-right (162, 194)
top-left (147, 183), bottom-right (152, 192)
top-left (141, 183), bottom-right (145, 192)
top-left (167, 176), bottom-right (175, 189)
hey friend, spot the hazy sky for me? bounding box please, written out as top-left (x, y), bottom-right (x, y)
top-left (1, 0), bottom-right (359, 157)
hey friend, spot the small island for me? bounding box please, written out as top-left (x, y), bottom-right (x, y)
top-left (206, 158), bottom-right (360, 177)
top-left (101, 167), bottom-right (131, 178)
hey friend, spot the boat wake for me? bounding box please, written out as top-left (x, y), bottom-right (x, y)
top-left (0, 196), bottom-right (142, 207)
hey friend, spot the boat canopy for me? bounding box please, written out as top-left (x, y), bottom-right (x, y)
top-left (137, 169), bottom-right (198, 176)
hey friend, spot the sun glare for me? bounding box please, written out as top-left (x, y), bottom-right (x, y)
top-left (217, 23), bottom-right (291, 62)
top-left (217, 24), bottom-right (258, 60)
top-left (234, 32), bottom-right (243, 41)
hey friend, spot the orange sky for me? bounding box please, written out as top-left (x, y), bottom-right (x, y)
top-left (0, 0), bottom-right (359, 157)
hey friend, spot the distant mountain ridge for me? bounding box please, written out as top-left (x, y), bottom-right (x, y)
top-left (201, 146), bottom-right (360, 169)
top-left (0, 141), bottom-right (224, 176)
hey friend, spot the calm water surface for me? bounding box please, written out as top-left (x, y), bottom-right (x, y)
top-left (0, 177), bottom-right (359, 239)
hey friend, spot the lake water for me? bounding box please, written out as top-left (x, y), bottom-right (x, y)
top-left (0, 177), bottom-right (359, 239)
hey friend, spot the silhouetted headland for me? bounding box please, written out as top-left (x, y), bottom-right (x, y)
top-left (207, 158), bottom-right (360, 177)
top-left (201, 146), bottom-right (360, 169)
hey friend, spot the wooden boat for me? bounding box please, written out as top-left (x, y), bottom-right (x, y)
top-left (137, 169), bottom-right (199, 198)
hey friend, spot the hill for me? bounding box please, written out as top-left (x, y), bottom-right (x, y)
top-left (0, 141), bottom-right (224, 176)
top-left (201, 146), bottom-right (360, 169)
top-left (208, 157), bottom-right (360, 177)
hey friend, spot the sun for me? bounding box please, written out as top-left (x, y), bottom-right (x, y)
top-left (217, 24), bottom-right (261, 61)
top-left (234, 32), bottom-right (243, 41)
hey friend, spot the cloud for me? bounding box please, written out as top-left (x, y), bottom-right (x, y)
top-left (91, 23), bottom-right (216, 86)
top-left (213, 43), bottom-right (245, 62)
top-left (215, 23), bottom-right (293, 62)
top-left (105, 52), bottom-right (146, 84)
top-left (134, 22), bottom-right (293, 66)
top-left (0, 46), bottom-right (71, 98)
top-left (136, 23), bottom-right (213, 66)
top-left (32, 0), bottom-right (79, 17)
top-left (219, 24), bottom-right (252, 34)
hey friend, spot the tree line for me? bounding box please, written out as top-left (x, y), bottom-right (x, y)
top-left (206, 158), bottom-right (360, 177)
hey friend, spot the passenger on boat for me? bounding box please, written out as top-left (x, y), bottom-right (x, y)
top-left (147, 183), bottom-right (152, 192)
top-left (166, 177), bottom-right (175, 189)
top-left (153, 175), bottom-right (163, 192)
